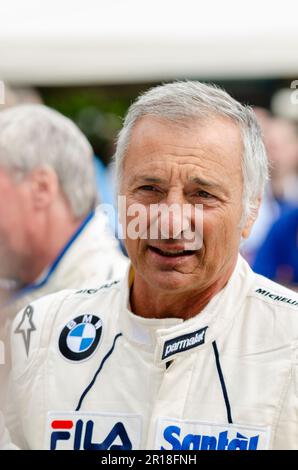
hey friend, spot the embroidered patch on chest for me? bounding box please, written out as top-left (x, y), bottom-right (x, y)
top-left (155, 417), bottom-right (271, 450)
top-left (45, 411), bottom-right (142, 450)
top-left (58, 314), bottom-right (103, 362)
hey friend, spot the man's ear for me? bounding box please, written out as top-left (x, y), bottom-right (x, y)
top-left (28, 166), bottom-right (59, 209)
top-left (241, 196), bottom-right (262, 240)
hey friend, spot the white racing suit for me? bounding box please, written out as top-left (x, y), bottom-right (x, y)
top-left (0, 209), bottom-right (128, 411)
top-left (0, 411), bottom-right (18, 450)
top-left (6, 256), bottom-right (298, 450)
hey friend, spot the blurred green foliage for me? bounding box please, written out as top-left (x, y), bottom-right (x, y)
top-left (40, 83), bottom-right (154, 165)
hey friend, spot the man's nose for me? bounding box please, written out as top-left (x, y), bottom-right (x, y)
top-left (166, 188), bottom-right (185, 208)
top-left (160, 190), bottom-right (190, 239)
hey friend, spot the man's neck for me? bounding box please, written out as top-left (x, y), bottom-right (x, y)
top-left (130, 265), bottom-right (236, 321)
top-left (19, 215), bottom-right (85, 286)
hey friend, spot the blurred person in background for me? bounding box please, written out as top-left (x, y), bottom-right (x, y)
top-left (0, 104), bottom-right (128, 407)
top-left (0, 104), bottom-right (127, 310)
top-left (253, 207), bottom-right (298, 290)
top-left (1, 82), bottom-right (118, 237)
top-left (241, 109), bottom-right (298, 264)
top-left (0, 83), bottom-right (42, 109)
top-left (266, 117), bottom-right (298, 203)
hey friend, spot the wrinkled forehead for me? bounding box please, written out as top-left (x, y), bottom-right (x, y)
top-left (122, 115), bottom-right (243, 185)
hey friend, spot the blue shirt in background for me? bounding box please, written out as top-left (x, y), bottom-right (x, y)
top-left (253, 208), bottom-right (298, 286)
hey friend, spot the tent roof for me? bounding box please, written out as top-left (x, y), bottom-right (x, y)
top-left (1, 0), bottom-right (297, 85)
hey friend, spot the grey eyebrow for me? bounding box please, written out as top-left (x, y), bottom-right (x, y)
top-left (189, 177), bottom-right (222, 190)
top-left (132, 175), bottom-right (227, 195)
top-left (133, 176), bottom-right (165, 184)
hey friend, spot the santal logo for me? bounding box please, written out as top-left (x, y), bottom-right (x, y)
top-left (162, 426), bottom-right (260, 450)
top-left (46, 413), bottom-right (141, 450)
top-left (156, 418), bottom-right (270, 450)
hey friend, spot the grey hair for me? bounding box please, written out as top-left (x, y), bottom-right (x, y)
top-left (0, 104), bottom-right (97, 218)
top-left (114, 81), bottom-right (268, 223)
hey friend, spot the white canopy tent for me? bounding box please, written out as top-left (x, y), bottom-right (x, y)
top-left (0, 0), bottom-right (297, 85)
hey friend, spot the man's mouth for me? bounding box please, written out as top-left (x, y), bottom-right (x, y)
top-left (148, 246), bottom-right (196, 257)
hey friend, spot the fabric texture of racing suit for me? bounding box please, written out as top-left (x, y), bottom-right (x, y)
top-left (0, 411), bottom-right (17, 450)
top-left (0, 209), bottom-right (128, 415)
top-left (6, 255), bottom-right (298, 450)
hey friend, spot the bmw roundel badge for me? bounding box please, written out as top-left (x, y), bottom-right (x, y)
top-left (59, 314), bottom-right (103, 361)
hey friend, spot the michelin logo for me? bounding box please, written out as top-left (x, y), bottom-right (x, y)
top-left (255, 288), bottom-right (298, 307)
top-left (156, 418), bottom-right (270, 450)
top-left (76, 280), bottom-right (120, 295)
top-left (162, 327), bottom-right (208, 360)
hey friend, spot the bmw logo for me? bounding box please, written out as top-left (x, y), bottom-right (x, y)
top-left (59, 314), bottom-right (102, 361)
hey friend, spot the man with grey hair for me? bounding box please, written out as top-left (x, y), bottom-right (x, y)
top-left (5, 82), bottom-right (298, 450)
top-left (0, 104), bottom-right (127, 299)
top-left (0, 105), bottom-right (128, 423)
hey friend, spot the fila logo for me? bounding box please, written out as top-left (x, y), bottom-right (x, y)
top-left (46, 413), bottom-right (141, 450)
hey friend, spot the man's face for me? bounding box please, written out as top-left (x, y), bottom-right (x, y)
top-left (120, 116), bottom-right (251, 294)
top-left (0, 167), bottom-right (33, 280)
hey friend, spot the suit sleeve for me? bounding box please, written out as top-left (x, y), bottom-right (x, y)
top-left (5, 290), bottom-right (71, 449)
top-left (273, 345), bottom-right (298, 449)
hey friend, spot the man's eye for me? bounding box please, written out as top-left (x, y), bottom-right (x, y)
top-left (139, 185), bottom-right (157, 191)
top-left (197, 190), bottom-right (213, 198)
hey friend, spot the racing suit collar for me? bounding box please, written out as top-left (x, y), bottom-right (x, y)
top-left (119, 255), bottom-right (255, 365)
top-left (13, 211), bottom-right (95, 295)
